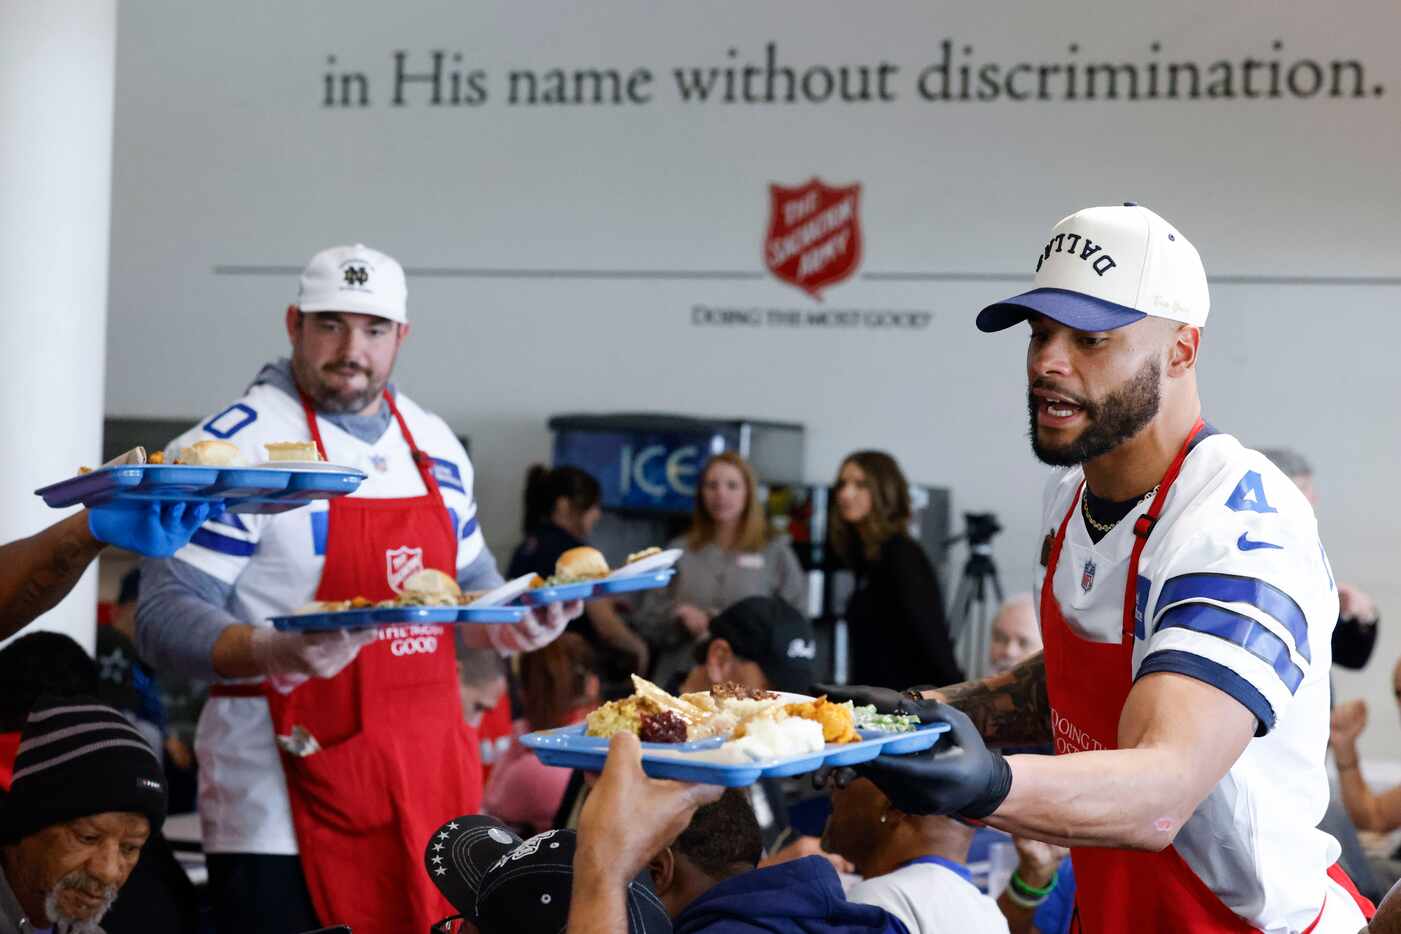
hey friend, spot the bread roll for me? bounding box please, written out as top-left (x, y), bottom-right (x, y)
top-left (265, 441), bottom-right (322, 463)
top-left (176, 439), bottom-right (245, 467)
top-left (553, 546), bottom-right (610, 583)
top-left (399, 568), bottom-right (461, 604)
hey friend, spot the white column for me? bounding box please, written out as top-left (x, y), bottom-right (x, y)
top-left (0, 0), bottom-right (117, 653)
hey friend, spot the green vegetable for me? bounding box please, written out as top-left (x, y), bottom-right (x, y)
top-left (849, 703), bottom-right (918, 733)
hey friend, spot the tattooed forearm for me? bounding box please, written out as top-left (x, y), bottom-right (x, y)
top-left (923, 652), bottom-right (1051, 747)
top-left (0, 512), bottom-right (105, 639)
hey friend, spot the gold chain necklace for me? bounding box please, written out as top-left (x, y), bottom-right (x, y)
top-left (1081, 484), bottom-right (1160, 534)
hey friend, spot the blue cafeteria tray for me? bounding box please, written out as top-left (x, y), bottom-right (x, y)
top-left (517, 569), bottom-right (674, 606)
top-left (520, 720), bottom-right (950, 787)
top-left (270, 604), bottom-right (527, 632)
top-left (35, 464), bottom-right (366, 515)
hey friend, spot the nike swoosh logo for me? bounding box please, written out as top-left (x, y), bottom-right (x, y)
top-left (1237, 532), bottom-right (1283, 551)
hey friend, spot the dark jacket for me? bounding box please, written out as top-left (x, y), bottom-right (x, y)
top-left (844, 534), bottom-right (962, 691)
top-left (673, 856), bottom-right (910, 934)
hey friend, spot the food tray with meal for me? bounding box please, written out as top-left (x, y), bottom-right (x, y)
top-left (515, 546), bottom-right (682, 606)
top-left (521, 676), bottom-right (950, 787)
top-left (36, 441), bottom-right (365, 515)
top-left (269, 569), bottom-right (528, 631)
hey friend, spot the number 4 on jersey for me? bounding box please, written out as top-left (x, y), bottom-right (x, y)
top-left (1226, 470), bottom-right (1276, 514)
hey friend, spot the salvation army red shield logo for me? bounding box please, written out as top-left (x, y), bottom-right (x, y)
top-left (385, 545), bottom-right (424, 594)
top-left (763, 179), bottom-right (862, 300)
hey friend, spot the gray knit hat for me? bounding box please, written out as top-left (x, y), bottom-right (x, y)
top-left (0, 696), bottom-right (167, 844)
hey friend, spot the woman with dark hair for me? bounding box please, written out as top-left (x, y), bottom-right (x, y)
top-left (634, 451), bottom-right (806, 690)
top-left (508, 465), bottom-right (650, 675)
top-left (830, 450), bottom-right (962, 690)
top-left (481, 633), bottom-right (601, 834)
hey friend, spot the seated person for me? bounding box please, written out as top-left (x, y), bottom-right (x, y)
top-left (510, 464), bottom-right (649, 677)
top-left (0, 697), bottom-right (168, 934)
top-left (987, 593), bottom-right (1040, 676)
top-left (0, 633), bottom-right (99, 788)
top-left (565, 733), bottom-right (905, 933)
top-left (1261, 447), bottom-right (1381, 669)
top-left (822, 776), bottom-right (1008, 933)
top-left (483, 633), bottom-right (601, 834)
top-left (458, 645), bottom-right (511, 782)
top-left (424, 813), bottom-right (667, 934)
top-left (1331, 663), bottom-right (1401, 835)
top-left (676, 596), bottom-right (838, 863)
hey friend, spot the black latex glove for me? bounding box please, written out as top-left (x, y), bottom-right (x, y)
top-left (852, 701), bottom-right (1012, 820)
top-left (812, 683), bottom-right (944, 723)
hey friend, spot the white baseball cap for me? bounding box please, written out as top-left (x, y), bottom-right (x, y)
top-left (296, 243), bottom-right (408, 324)
top-left (977, 203), bottom-right (1209, 333)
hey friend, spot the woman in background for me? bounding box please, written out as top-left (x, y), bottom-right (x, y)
top-left (509, 465), bottom-right (649, 675)
top-left (635, 451), bottom-right (806, 690)
top-left (830, 450), bottom-right (961, 690)
top-left (481, 633), bottom-right (600, 835)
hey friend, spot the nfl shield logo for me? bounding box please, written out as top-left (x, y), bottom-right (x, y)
top-left (385, 545), bottom-right (424, 594)
top-left (1081, 559), bottom-right (1097, 594)
top-left (763, 179), bottom-right (862, 300)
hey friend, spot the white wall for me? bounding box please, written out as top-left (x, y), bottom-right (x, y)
top-left (106, 1), bottom-right (1401, 755)
top-left (0, 0), bottom-right (116, 653)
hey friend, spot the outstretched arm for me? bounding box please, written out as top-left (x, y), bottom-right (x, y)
top-left (987, 671), bottom-right (1255, 849)
top-left (0, 512), bottom-right (104, 639)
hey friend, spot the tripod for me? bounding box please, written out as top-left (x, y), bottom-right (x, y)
top-left (945, 512), bottom-right (1004, 680)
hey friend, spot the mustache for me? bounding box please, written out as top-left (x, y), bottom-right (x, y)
top-left (58, 872), bottom-right (117, 901)
top-left (1029, 378), bottom-right (1094, 413)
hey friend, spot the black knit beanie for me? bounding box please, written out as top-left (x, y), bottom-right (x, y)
top-left (0, 696), bottom-right (167, 844)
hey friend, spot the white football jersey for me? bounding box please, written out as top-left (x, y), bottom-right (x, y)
top-left (163, 380), bottom-right (487, 855)
top-left (1035, 430), bottom-right (1349, 931)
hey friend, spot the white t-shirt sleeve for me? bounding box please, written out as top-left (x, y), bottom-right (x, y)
top-left (1138, 465), bottom-right (1337, 734)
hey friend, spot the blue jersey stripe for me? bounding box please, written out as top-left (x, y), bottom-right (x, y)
top-left (191, 528), bottom-right (255, 558)
top-left (1137, 649), bottom-right (1275, 735)
top-left (1156, 572), bottom-right (1310, 663)
top-left (460, 515), bottom-right (478, 541)
top-left (310, 511), bottom-right (329, 556)
top-left (1156, 602), bottom-right (1304, 694)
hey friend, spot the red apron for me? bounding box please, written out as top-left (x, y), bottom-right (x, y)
top-left (270, 390), bottom-right (480, 933)
top-left (1040, 419), bottom-right (1370, 932)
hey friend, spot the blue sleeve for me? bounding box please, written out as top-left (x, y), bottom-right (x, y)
top-left (135, 556), bottom-right (241, 681)
top-left (457, 547), bottom-right (505, 592)
top-left (1033, 859), bottom-right (1077, 934)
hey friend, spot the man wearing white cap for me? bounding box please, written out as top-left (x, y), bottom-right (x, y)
top-left (136, 245), bottom-right (580, 934)
top-left (829, 205), bottom-right (1374, 930)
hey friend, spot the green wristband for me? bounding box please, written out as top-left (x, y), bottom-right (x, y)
top-left (1010, 867), bottom-right (1058, 899)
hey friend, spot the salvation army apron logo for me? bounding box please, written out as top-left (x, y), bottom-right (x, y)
top-left (385, 545), bottom-right (424, 593)
top-left (763, 179), bottom-right (862, 300)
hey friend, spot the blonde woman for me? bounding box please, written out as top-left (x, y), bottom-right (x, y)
top-left (635, 451), bottom-right (806, 689)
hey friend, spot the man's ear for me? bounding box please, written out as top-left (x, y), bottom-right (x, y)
top-left (285, 305), bottom-right (301, 344)
top-left (1167, 324), bottom-right (1200, 377)
top-left (647, 847), bottom-right (676, 894)
top-left (705, 639), bottom-right (734, 684)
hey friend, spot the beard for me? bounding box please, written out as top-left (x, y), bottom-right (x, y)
top-left (1029, 357), bottom-right (1162, 467)
top-left (44, 869), bottom-right (118, 931)
top-left (292, 355), bottom-right (389, 415)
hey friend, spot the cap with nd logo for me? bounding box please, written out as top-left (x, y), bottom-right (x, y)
top-left (297, 243), bottom-right (408, 324)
